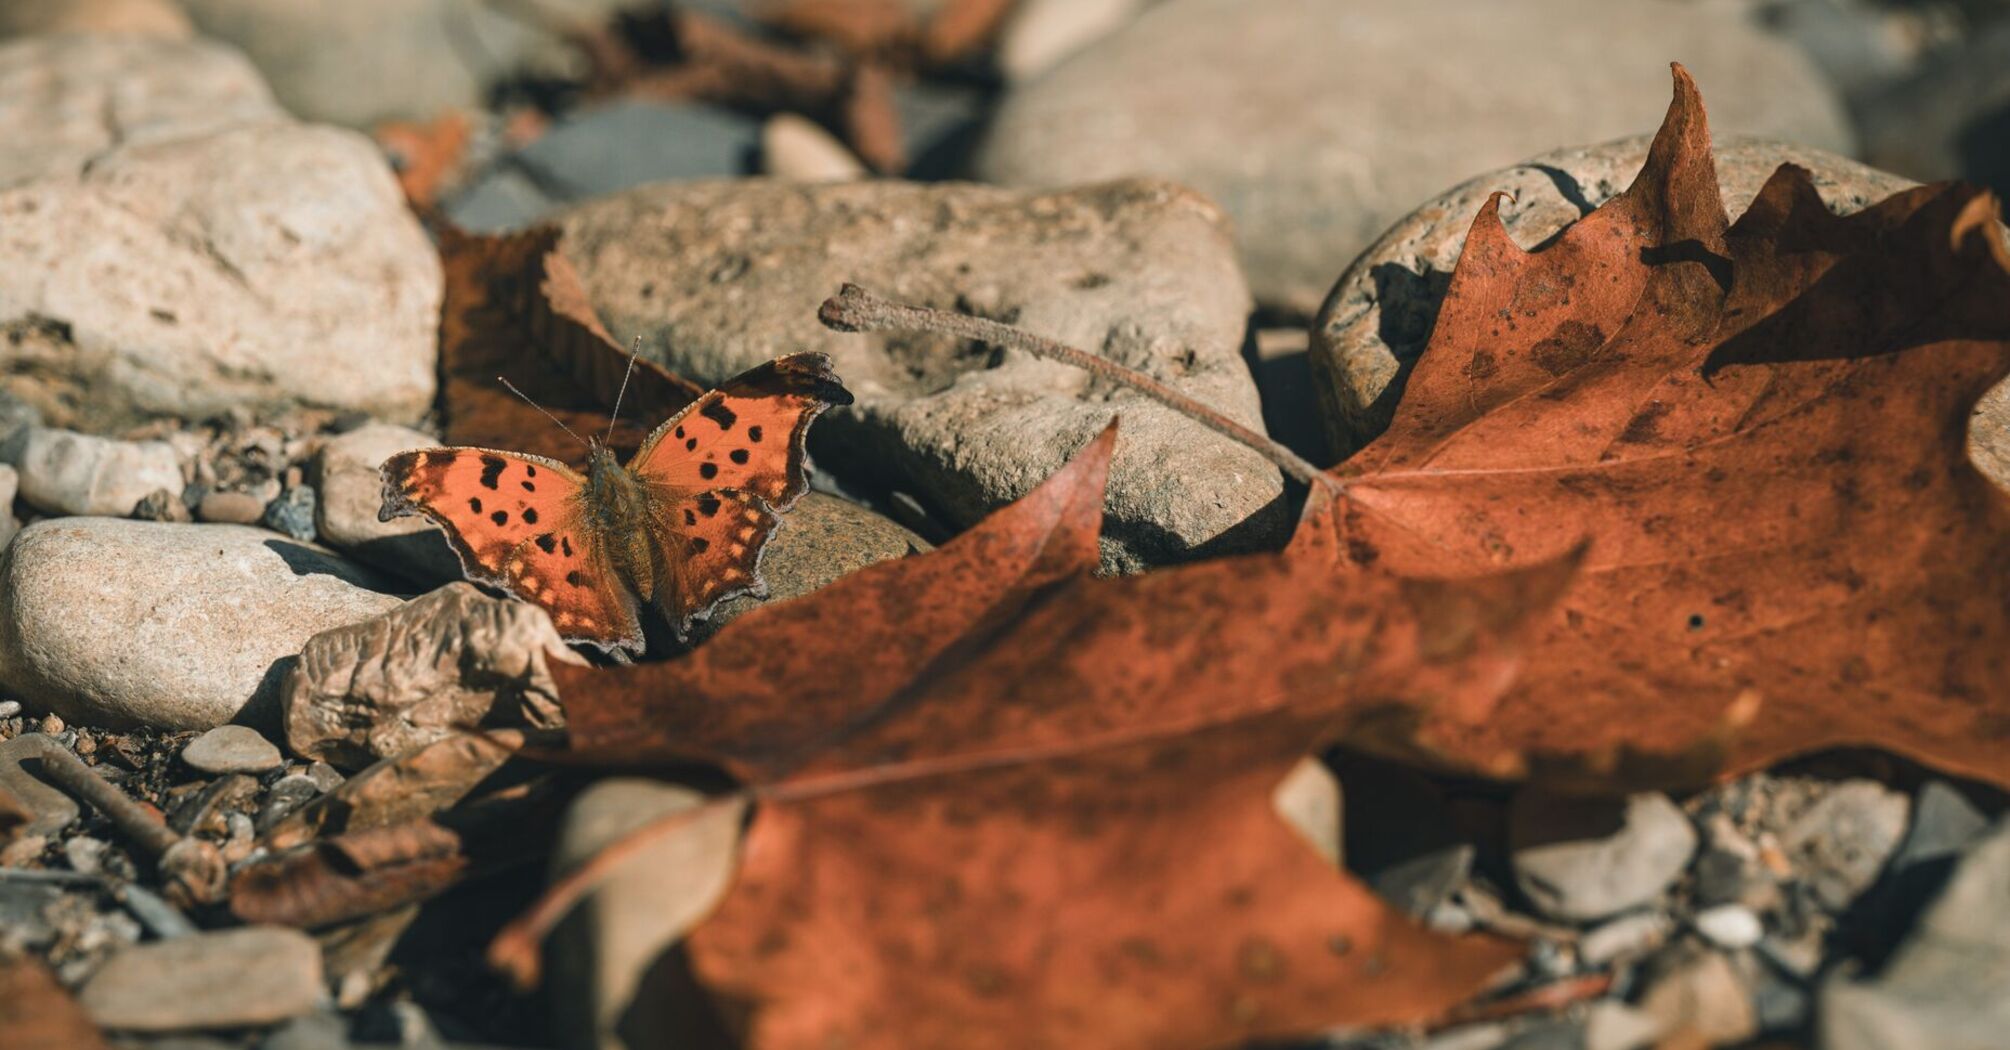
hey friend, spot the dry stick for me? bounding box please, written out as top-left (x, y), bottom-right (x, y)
top-left (818, 284), bottom-right (1336, 490)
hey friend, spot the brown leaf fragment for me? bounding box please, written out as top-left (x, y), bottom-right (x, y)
top-left (263, 731), bottom-right (525, 852)
top-left (918, 0), bottom-right (1019, 66)
top-left (760, 0), bottom-right (917, 57)
top-left (373, 111), bottom-right (474, 211)
top-left (232, 819), bottom-right (470, 929)
top-left (283, 582), bottom-right (580, 771)
top-left (527, 424), bottom-right (1580, 1048)
top-left (1315, 65), bottom-right (2010, 788)
top-left (437, 226), bottom-right (705, 467)
top-left (0, 954), bottom-right (112, 1050)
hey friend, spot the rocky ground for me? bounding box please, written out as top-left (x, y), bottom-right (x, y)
top-left (2, 1), bottom-right (2009, 1048)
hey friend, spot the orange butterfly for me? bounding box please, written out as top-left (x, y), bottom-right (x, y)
top-left (378, 353), bottom-right (853, 654)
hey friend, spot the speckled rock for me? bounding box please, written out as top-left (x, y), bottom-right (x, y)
top-left (2, 426), bottom-right (183, 517)
top-left (0, 519), bottom-right (403, 729)
top-left (696, 492), bottom-right (928, 634)
top-left (79, 925), bottom-right (323, 1031)
top-left (1509, 790), bottom-right (1697, 923)
top-left (0, 0), bottom-right (194, 38)
top-left (0, 34), bottom-right (439, 429)
top-left (974, 0), bottom-right (1852, 316)
top-left (558, 177), bottom-right (1284, 571)
top-left (313, 423), bottom-right (459, 586)
top-left (1308, 135), bottom-right (1923, 458)
top-left (181, 724), bottom-right (282, 774)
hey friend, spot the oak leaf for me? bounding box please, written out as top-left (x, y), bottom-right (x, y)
top-left (510, 423), bottom-right (1581, 1049)
top-left (1316, 66), bottom-right (2010, 788)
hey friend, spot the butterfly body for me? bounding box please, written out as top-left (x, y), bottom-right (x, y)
top-left (379, 353), bottom-right (853, 654)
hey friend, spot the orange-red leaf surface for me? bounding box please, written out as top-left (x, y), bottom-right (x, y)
top-left (543, 424), bottom-right (1582, 1049)
top-left (1315, 66), bottom-right (2010, 787)
top-left (0, 956), bottom-right (111, 1050)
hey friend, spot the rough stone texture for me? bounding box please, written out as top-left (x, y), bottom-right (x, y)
top-left (558, 177), bottom-right (1284, 571)
top-left (1309, 134), bottom-right (1921, 458)
top-left (79, 926), bottom-right (323, 1031)
top-left (1785, 779), bottom-right (1911, 911)
top-left (176, 0), bottom-right (626, 128)
top-left (181, 724), bottom-right (282, 774)
top-left (974, 0), bottom-right (1852, 316)
top-left (1508, 790), bottom-right (1698, 923)
top-left (0, 0), bottom-right (194, 36)
top-left (313, 423), bottom-right (459, 586)
top-left (0, 519), bottom-right (402, 730)
top-left (1821, 817), bottom-right (2010, 1050)
top-left (697, 492), bottom-right (927, 634)
top-left (283, 583), bottom-right (575, 771)
top-left (2, 426), bottom-right (182, 517)
top-left (762, 113), bottom-right (868, 182)
top-left (549, 778), bottom-right (745, 1050)
top-left (0, 35), bottom-right (280, 190)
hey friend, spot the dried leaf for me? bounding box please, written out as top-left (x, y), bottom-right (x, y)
top-left (263, 731), bottom-right (524, 852)
top-left (437, 226), bottom-right (704, 468)
top-left (283, 583), bottom-right (580, 771)
top-left (233, 819), bottom-right (471, 929)
top-left (0, 955), bottom-right (111, 1050)
top-left (533, 423), bottom-right (1578, 1048)
top-left (373, 111), bottom-right (474, 211)
top-left (1315, 66), bottom-right (2010, 787)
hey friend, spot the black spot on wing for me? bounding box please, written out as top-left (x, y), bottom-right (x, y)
top-left (523, 507), bottom-right (539, 525)
top-left (491, 510), bottom-right (508, 526)
top-left (699, 462), bottom-right (718, 480)
top-left (525, 464), bottom-right (537, 478)
top-left (536, 534), bottom-right (556, 553)
top-left (701, 401), bottom-right (737, 431)
top-left (690, 537), bottom-right (710, 553)
top-left (696, 494), bottom-right (720, 517)
top-left (561, 537), bottom-right (574, 557)
top-left (683, 509), bottom-right (696, 526)
top-left (469, 497), bottom-right (483, 514)
top-left (747, 425), bottom-right (763, 443)
top-left (685, 437), bottom-right (697, 451)
top-left (730, 449), bottom-right (749, 465)
top-left (566, 570), bottom-right (584, 587)
top-left (479, 455), bottom-right (506, 490)
top-left (522, 480), bottom-right (536, 492)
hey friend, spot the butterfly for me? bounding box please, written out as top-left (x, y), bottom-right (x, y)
top-left (378, 352), bottom-right (853, 655)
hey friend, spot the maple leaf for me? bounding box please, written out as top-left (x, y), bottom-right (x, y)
top-left (501, 422), bottom-right (1582, 1049)
top-left (1315, 65), bottom-right (2010, 788)
top-left (436, 226), bottom-right (705, 468)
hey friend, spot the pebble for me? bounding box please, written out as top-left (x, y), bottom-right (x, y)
top-left (78, 925), bottom-right (324, 1031)
top-left (1582, 1000), bottom-right (1662, 1050)
top-left (62, 835), bottom-right (108, 876)
top-left (1309, 134), bottom-right (1922, 456)
top-left (994, 0), bottom-right (1146, 82)
top-left (2, 427), bottom-right (183, 518)
top-left (515, 99), bottom-right (760, 200)
top-left (761, 113), bottom-right (868, 182)
top-left (0, 519), bottom-right (403, 729)
top-left (558, 177), bottom-right (1285, 571)
top-left (1507, 790), bottom-right (1697, 923)
top-left (0, 463), bottom-right (18, 549)
top-left (0, 734), bottom-right (81, 836)
top-left (260, 484), bottom-right (317, 542)
top-left (1638, 948), bottom-right (1758, 1047)
top-left (196, 489), bottom-right (267, 525)
top-left (1578, 911), bottom-right (1673, 966)
top-left (311, 423), bottom-right (459, 585)
top-left (1693, 904), bottom-right (1765, 949)
top-left (181, 725), bottom-right (283, 774)
top-left (0, 35), bottom-right (439, 429)
top-left (974, 0), bottom-right (1851, 315)
top-left (0, 0), bottom-right (194, 37)
top-left (0, 700), bottom-right (18, 718)
top-left (1784, 779), bottom-right (1910, 911)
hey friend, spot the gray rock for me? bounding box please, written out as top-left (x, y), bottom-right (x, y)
top-left (0, 34), bottom-right (280, 190)
top-left (1638, 947), bottom-right (1758, 1047)
top-left (558, 177), bottom-right (1284, 572)
top-left (1578, 911), bottom-right (1673, 967)
top-left (0, 519), bottom-right (402, 729)
top-left (0, 38), bottom-right (440, 429)
top-left (0, 463), bottom-right (17, 548)
top-left (261, 484), bottom-right (317, 542)
top-left (79, 925), bottom-right (323, 1031)
top-left (549, 778), bottom-right (745, 1050)
top-left (3, 427), bottom-right (182, 517)
top-left (994, 0), bottom-right (1147, 82)
top-left (1693, 903), bottom-right (1765, 949)
top-left (313, 424), bottom-right (460, 587)
top-left (181, 725), bottom-right (283, 774)
top-left (974, 0), bottom-right (1852, 316)
top-left (0, 733), bottom-right (81, 836)
top-left (1582, 1000), bottom-right (1662, 1050)
top-left (0, 0), bottom-right (195, 37)
top-left (1858, 21), bottom-right (2010, 197)
top-left (1893, 780), bottom-right (1992, 873)
top-left (762, 114), bottom-right (867, 183)
top-left (1508, 790), bottom-right (1696, 923)
top-left (1759, 0), bottom-right (1926, 100)
top-left (516, 99), bottom-right (760, 200)
top-left (282, 582), bottom-right (574, 770)
top-left (177, 0), bottom-right (625, 128)
top-left (695, 493), bottom-right (927, 634)
top-left (1308, 134), bottom-right (1921, 458)
top-left (1820, 818), bottom-right (2010, 1050)
top-left (442, 166), bottom-right (557, 235)
top-left (1784, 779), bottom-right (1909, 911)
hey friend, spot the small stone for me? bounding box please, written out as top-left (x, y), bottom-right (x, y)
top-left (0, 519), bottom-right (403, 729)
top-left (1893, 780), bottom-right (1992, 872)
top-left (0, 700), bottom-right (19, 718)
top-left (994, 0), bottom-right (1145, 81)
top-left (181, 725), bottom-right (283, 774)
top-left (1421, 1023), bottom-right (1511, 1050)
top-left (1508, 790), bottom-right (1697, 923)
top-left (197, 489), bottom-right (267, 525)
top-left (762, 113), bottom-right (867, 182)
top-left (513, 99), bottom-right (758, 200)
top-left (0, 0), bottom-right (194, 37)
top-left (258, 1012), bottom-right (350, 1050)
top-left (1639, 948), bottom-right (1758, 1047)
top-left (1583, 1000), bottom-right (1662, 1050)
top-left (260, 485), bottom-right (317, 542)
top-left (0, 834), bottom-right (48, 866)
top-left (0, 463), bottom-right (18, 549)
top-left (132, 487), bottom-right (192, 523)
top-left (1693, 904), bottom-right (1764, 949)
top-left (1784, 779), bottom-right (1910, 911)
top-left (311, 423), bottom-right (458, 585)
top-left (36, 712), bottom-right (62, 735)
top-left (0, 734), bottom-right (81, 836)
top-left (303, 761), bottom-right (344, 793)
top-left (78, 925), bottom-right (323, 1031)
top-left (3, 427), bottom-right (183, 518)
top-left (1578, 911), bottom-right (1674, 966)
top-left (62, 835), bottom-right (108, 875)
top-left (1272, 756), bottom-right (1341, 866)
top-left (255, 774), bottom-right (323, 831)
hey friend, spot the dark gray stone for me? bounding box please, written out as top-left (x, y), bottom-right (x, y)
top-left (515, 99), bottom-right (759, 200)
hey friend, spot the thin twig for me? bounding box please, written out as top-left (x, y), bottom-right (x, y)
top-left (818, 284), bottom-right (1335, 489)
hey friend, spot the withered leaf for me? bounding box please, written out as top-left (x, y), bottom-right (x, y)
top-left (0, 955), bottom-right (111, 1050)
top-left (530, 423), bottom-right (1578, 1048)
top-left (437, 225), bottom-right (704, 468)
top-left (1316, 66), bottom-right (2010, 788)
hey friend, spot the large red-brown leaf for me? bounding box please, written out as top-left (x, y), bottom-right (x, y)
top-left (1314, 66), bottom-right (2010, 787)
top-left (533, 423), bottom-right (1581, 1049)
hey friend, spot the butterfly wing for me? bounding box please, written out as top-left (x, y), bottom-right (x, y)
top-left (378, 448), bottom-right (644, 653)
top-left (641, 488), bottom-right (783, 632)
top-left (628, 352), bottom-right (853, 509)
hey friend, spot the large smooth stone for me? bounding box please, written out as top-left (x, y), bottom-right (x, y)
top-left (0, 519), bottom-right (403, 729)
top-left (973, 0), bottom-right (1853, 316)
top-left (558, 177), bottom-right (1285, 571)
top-left (79, 926), bottom-right (323, 1031)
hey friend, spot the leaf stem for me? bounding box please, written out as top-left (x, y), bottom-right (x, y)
top-left (818, 284), bottom-right (1333, 489)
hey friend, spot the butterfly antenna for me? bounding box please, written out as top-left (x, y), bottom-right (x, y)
top-left (604, 337), bottom-right (642, 444)
top-left (497, 376), bottom-right (590, 450)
